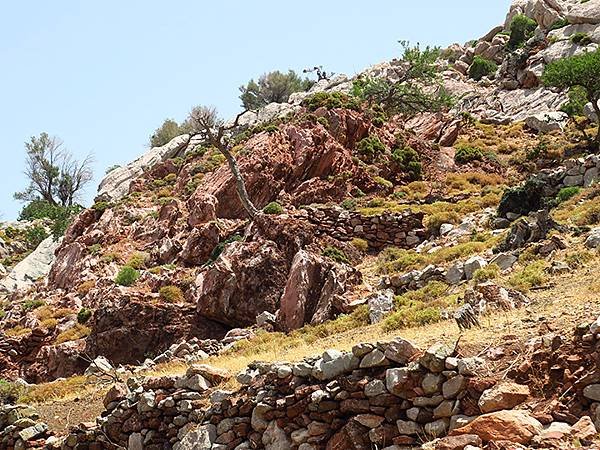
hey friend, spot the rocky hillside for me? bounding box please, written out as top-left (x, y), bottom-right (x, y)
top-left (2, 0), bottom-right (600, 448)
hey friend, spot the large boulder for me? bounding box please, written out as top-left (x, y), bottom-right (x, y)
top-left (279, 249), bottom-right (359, 331)
top-left (566, 1), bottom-right (600, 24)
top-left (0, 236), bottom-right (61, 293)
top-left (478, 382), bottom-right (530, 413)
top-left (525, 111), bottom-right (569, 133)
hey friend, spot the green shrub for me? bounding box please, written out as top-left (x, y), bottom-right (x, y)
top-left (77, 308), bottom-right (92, 324)
top-left (356, 136), bottom-right (386, 161)
top-left (548, 18), bottom-right (569, 31)
top-left (472, 263), bottom-right (501, 283)
top-left (454, 145), bottom-right (485, 164)
top-left (323, 246), bottom-right (349, 264)
top-left (557, 186), bottom-right (581, 203)
top-left (560, 86), bottom-right (588, 117)
top-left (374, 176), bottom-right (393, 189)
top-left (24, 226), bottom-right (48, 249)
top-left (468, 56), bottom-right (498, 81)
top-left (115, 266), bottom-right (140, 286)
top-left (92, 201), bottom-right (110, 212)
top-left (22, 299), bottom-right (45, 312)
top-left (497, 178), bottom-right (545, 217)
top-left (88, 244), bottom-right (102, 255)
top-left (351, 238), bottom-right (369, 252)
top-left (18, 200), bottom-right (82, 241)
top-left (571, 32), bottom-right (592, 46)
top-left (391, 146), bottom-right (422, 180)
top-left (164, 173), bottom-right (177, 184)
top-left (508, 14), bottom-right (537, 49)
top-left (159, 285), bottom-right (185, 303)
top-left (0, 379), bottom-right (22, 404)
top-left (340, 198), bottom-right (357, 211)
top-left (263, 201), bottom-right (284, 215)
top-left (105, 164), bottom-right (121, 174)
top-left (301, 91), bottom-right (361, 111)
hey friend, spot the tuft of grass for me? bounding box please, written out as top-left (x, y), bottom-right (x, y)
top-left (508, 260), bottom-right (548, 292)
top-left (263, 201), bottom-right (284, 215)
top-left (55, 324), bottom-right (91, 345)
top-left (472, 264), bottom-right (501, 283)
top-left (126, 252), bottom-right (149, 269)
top-left (77, 280), bottom-right (95, 296)
top-left (5, 325), bottom-right (32, 337)
top-left (159, 285), bottom-right (185, 303)
top-left (22, 299), bottom-right (45, 312)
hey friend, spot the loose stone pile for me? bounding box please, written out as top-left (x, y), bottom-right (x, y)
top-left (0, 404), bottom-right (55, 449)
top-left (303, 206), bottom-right (427, 250)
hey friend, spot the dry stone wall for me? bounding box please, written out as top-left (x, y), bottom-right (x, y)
top-left (53, 339), bottom-right (492, 450)
top-left (302, 206), bottom-right (427, 250)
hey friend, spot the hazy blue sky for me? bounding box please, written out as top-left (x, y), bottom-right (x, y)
top-left (0, 1), bottom-right (510, 220)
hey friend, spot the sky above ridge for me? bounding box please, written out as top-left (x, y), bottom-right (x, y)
top-left (0, 1), bottom-right (511, 220)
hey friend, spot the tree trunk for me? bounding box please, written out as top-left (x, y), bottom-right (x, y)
top-left (220, 146), bottom-right (260, 219)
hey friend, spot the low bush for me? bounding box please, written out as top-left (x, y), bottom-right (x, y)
top-left (159, 285), bottom-right (185, 303)
top-left (22, 299), bottom-right (45, 312)
top-left (127, 252), bottom-right (149, 269)
top-left (468, 56), bottom-right (498, 81)
top-left (392, 146), bottom-right (422, 180)
top-left (340, 198), bottom-right (357, 211)
top-left (77, 308), bottom-right (93, 324)
top-left (322, 246), bottom-right (349, 264)
top-left (301, 91), bottom-right (361, 111)
top-left (557, 186), bottom-right (581, 203)
top-left (40, 318), bottom-right (58, 330)
top-left (571, 32), bottom-right (592, 46)
top-left (454, 145), bottom-right (485, 164)
top-left (207, 234), bottom-right (243, 265)
top-left (24, 226), bottom-right (48, 250)
top-left (115, 266), bottom-right (140, 286)
top-left (374, 176), bottom-right (394, 190)
top-left (77, 280), bottom-right (95, 296)
top-left (0, 379), bottom-right (22, 404)
top-left (263, 201), bottom-right (284, 215)
top-left (356, 136), bottom-right (386, 161)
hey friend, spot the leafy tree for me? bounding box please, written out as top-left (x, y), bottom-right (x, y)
top-left (149, 118), bottom-right (191, 148)
top-left (18, 199), bottom-right (83, 241)
top-left (239, 70), bottom-right (314, 110)
top-left (542, 49), bottom-right (600, 147)
top-left (352, 41), bottom-right (453, 116)
top-left (14, 133), bottom-right (93, 207)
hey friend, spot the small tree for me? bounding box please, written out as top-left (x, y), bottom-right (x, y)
top-left (14, 133), bottom-right (93, 207)
top-left (352, 41), bottom-right (453, 116)
top-left (542, 49), bottom-right (600, 148)
top-left (507, 14), bottom-right (537, 49)
top-left (239, 70), bottom-right (314, 110)
top-left (149, 118), bottom-right (191, 148)
top-left (187, 106), bottom-right (259, 218)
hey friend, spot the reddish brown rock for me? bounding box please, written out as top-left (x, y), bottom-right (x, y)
top-left (326, 420), bottom-right (371, 450)
top-left (451, 410), bottom-right (543, 444)
top-left (433, 434), bottom-right (483, 450)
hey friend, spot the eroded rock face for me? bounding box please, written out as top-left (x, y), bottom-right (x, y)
top-left (85, 298), bottom-right (227, 365)
top-left (0, 236), bottom-right (61, 293)
top-left (279, 250), bottom-right (360, 331)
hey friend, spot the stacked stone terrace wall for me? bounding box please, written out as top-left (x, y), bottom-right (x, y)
top-left (303, 206), bottom-right (427, 250)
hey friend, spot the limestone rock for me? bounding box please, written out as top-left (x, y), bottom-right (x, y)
top-left (525, 111), bottom-right (568, 133)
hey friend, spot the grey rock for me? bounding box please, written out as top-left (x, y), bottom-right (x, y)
top-left (445, 262), bottom-right (465, 285)
top-left (419, 344), bottom-right (453, 373)
top-left (583, 384), bottom-right (600, 401)
top-left (425, 419), bottom-right (449, 438)
top-left (174, 424), bottom-right (216, 450)
top-left (463, 256), bottom-right (488, 281)
top-left (442, 375), bottom-right (467, 399)
top-left (489, 253), bottom-right (518, 271)
top-left (360, 349), bottom-right (388, 368)
top-left (384, 337), bottom-right (420, 365)
top-left (585, 228), bottom-right (600, 249)
top-left (396, 419), bottom-right (422, 436)
top-left (525, 111), bottom-right (568, 133)
top-left (365, 379), bottom-right (386, 397)
top-left (368, 290), bottom-right (394, 323)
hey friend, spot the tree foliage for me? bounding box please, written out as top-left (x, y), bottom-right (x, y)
top-left (542, 49), bottom-right (600, 146)
top-left (508, 14), bottom-right (537, 49)
top-left (468, 56), bottom-right (498, 81)
top-left (352, 41), bottom-right (453, 116)
top-left (239, 70), bottom-right (314, 110)
top-left (149, 118), bottom-right (191, 148)
top-left (14, 133), bottom-right (93, 207)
